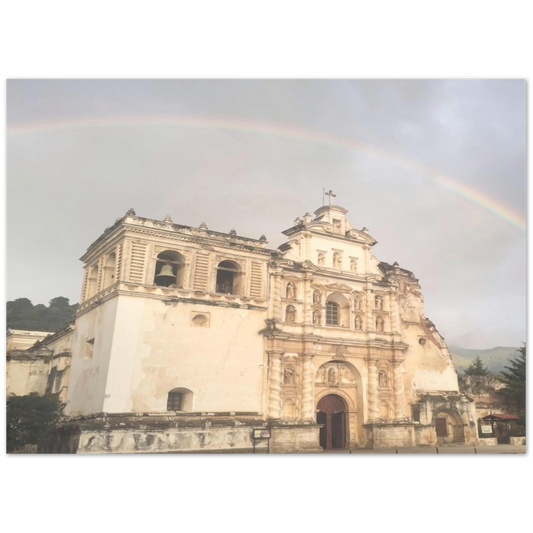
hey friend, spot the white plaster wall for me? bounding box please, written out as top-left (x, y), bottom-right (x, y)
top-left (66, 298), bottom-right (119, 415)
top-left (400, 326), bottom-right (459, 404)
top-left (103, 296), bottom-right (267, 414)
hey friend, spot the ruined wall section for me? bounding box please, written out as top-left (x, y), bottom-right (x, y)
top-left (386, 267), bottom-right (459, 405)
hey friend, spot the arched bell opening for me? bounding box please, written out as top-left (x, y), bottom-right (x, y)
top-left (154, 250), bottom-right (185, 288)
top-left (215, 260), bottom-right (242, 295)
top-left (102, 252), bottom-right (116, 288)
top-left (87, 264), bottom-right (99, 299)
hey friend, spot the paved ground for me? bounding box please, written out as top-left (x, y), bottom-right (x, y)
top-left (312, 444), bottom-right (526, 454)
top-left (158, 444), bottom-right (526, 455)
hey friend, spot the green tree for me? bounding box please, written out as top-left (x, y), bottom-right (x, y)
top-left (499, 344), bottom-right (526, 415)
top-left (6, 393), bottom-right (66, 453)
top-left (6, 296), bottom-right (78, 332)
top-left (464, 356), bottom-right (490, 376)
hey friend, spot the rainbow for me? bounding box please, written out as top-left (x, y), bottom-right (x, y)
top-left (7, 115), bottom-right (526, 231)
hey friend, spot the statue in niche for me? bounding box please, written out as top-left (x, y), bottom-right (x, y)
top-left (285, 305), bottom-right (296, 323)
top-left (354, 295), bottom-right (361, 310)
top-left (333, 253), bottom-right (342, 269)
top-left (376, 316), bottom-right (384, 332)
top-left (317, 367), bottom-right (326, 383)
top-left (313, 290), bottom-right (322, 304)
top-left (327, 367), bottom-right (336, 384)
top-left (375, 295), bottom-right (383, 310)
top-left (350, 259), bottom-right (357, 272)
top-left (283, 365), bottom-right (295, 385)
top-left (378, 370), bottom-right (388, 387)
top-left (318, 253), bottom-right (325, 266)
top-left (286, 282), bottom-right (296, 299)
top-left (313, 310), bottom-right (321, 326)
top-left (354, 315), bottom-right (363, 330)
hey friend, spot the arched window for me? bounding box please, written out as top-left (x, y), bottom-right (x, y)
top-left (154, 250), bottom-right (185, 288)
top-left (326, 293), bottom-right (350, 327)
top-left (166, 387), bottom-right (193, 412)
top-left (103, 252), bottom-right (116, 288)
top-left (326, 301), bottom-right (339, 325)
top-left (167, 390), bottom-right (183, 411)
top-left (216, 260), bottom-right (242, 295)
top-left (87, 264), bottom-right (99, 298)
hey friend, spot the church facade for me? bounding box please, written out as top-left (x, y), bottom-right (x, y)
top-left (42, 201), bottom-right (477, 453)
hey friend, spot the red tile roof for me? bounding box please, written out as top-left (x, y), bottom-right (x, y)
top-left (482, 414), bottom-right (520, 421)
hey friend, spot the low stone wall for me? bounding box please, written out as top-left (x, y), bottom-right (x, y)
top-left (477, 437), bottom-right (498, 446)
top-left (509, 436), bottom-right (526, 445)
top-left (42, 413), bottom-right (272, 454)
top-left (270, 425), bottom-right (322, 453)
top-left (41, 414), bottom-right (324, 454)
top-left (364, 422), bottom-right (415, 448)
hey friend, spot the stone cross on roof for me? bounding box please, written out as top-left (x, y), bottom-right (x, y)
top-left (325, 189), bottom-right (336, 207)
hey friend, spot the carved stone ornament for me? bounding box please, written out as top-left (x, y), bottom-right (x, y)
top-left (126, 208), bottom-right (136, 216)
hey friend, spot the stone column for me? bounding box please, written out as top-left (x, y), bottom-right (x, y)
top-left (366, 358), bottom-right (379, 421)
top-left (267, 351), bottom-right (283, 419)
top-left (300, 354), bottom-right (314, 421)
top-left (393, 361), bottom-right (406, 420)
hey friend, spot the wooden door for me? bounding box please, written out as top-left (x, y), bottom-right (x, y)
top-left (317, 395), bottom-right (346, 450)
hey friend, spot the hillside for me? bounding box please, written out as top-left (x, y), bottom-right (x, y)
top-left (6, 297), bottom-right (78, 333)
top-left (449, 345), bottom-right (521, 375)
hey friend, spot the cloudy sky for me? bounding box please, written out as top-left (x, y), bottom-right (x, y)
top-left (6, 79), bottom-right (526, 349)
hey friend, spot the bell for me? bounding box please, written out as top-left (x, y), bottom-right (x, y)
top-left (156, 263), bottom-right (176, 279)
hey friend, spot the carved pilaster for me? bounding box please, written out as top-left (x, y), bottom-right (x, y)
top-left (272, 273), bottom-right (282, 321)
top-left (393, 361), bottom-right (406, 420)
top-left (303, 276), bottom-right (312, 324)
top-left (365, 288), bottom-right (374, 331)
top-left (363, 244), bottom-right (370, 276)
top-left (366, 358), bottom-right (379, 421)
top-left (389, 289), bottom-right (398, 333)
top-left (301, 354), bottom-right (314, 420)
top-left (267, 351), bottom-right (283, 419)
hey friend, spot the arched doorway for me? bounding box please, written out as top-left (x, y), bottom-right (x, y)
top-left (317, 394), bottom-right (346, 450)
top-left (435, 409), bottom-right (465, 444)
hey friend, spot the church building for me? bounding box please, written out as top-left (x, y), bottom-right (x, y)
top-left (34, 197), bottom-right (477, 453)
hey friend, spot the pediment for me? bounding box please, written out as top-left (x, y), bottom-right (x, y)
top-left (325, 283), bottom-right (353, 293)
top-left (301, 260), bottom-right (318, 271)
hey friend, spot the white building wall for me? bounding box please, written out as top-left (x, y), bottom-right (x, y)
top-left (66, 297), bottom-right (119, 415)
top-left (101, 296), bottom-right (267, 414)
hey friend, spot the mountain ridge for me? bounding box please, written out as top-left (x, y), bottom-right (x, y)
top-left (448, 345), bottom-right (521, 375)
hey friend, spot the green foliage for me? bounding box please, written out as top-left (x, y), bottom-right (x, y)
top-left (6, 297), bottom-right (77, 333)
top-left (464, 356), bottom-right (490, 376)
top-left (499, 344), bottom-right (526, 414)
top-left (7, 393), bottom-right (66, 452)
